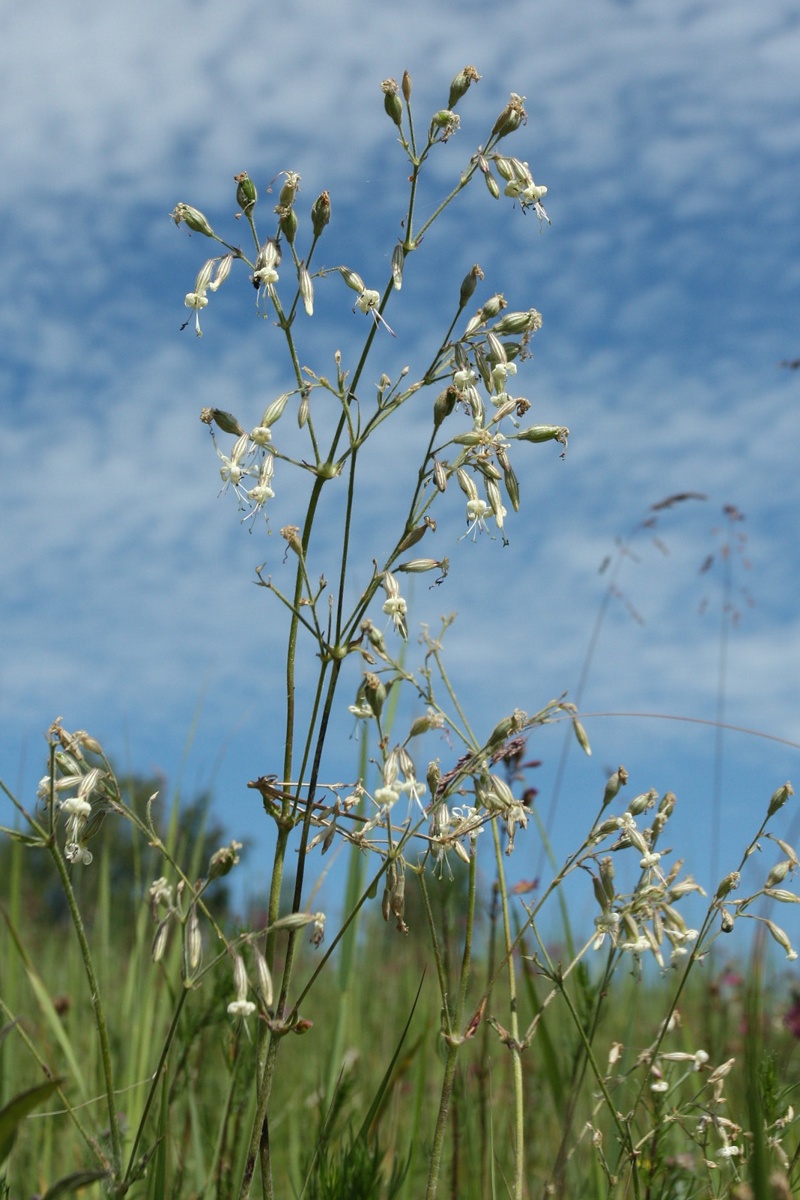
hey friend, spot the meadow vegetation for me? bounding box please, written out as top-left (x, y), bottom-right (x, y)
top-left (2, 68), bottom-right (799, 1200)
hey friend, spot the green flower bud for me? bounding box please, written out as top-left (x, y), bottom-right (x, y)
top-left (433, 385), bottom-right (457, 429)
top-left (459, 264), bottom-right (484, 308)
top-left (396, 522), bottom-right (428, 553)
top-left (485, 332), bottom-right (507, 364)
top-left (714, 871), bottom-right (740, 901)
top-left (391, 243), bottom-right (404, 291)
top-left (340, 267), bottom-right (365, 293)
top-left (433, 460), bottom-right (448, 492)
top-left (279, 207), bottom-right (298, 244)
top-left (473, 345), bottom-right (492, 391)
top-left (765, 868), bottom-right (796, 892)
top-left (602, 766), bottom-right (628, 809)
top-left (427, 759), bottom-right (442, 798)
top-left (207, 840), bottom-right (242, 881)
top-left (600, 856), bottom-right (615, 903)
top-left (502, 460), bottom-right (520, 512)
top-left (482, 294), bottom-right (506, 320)
top-left (453, 430), bottom-right (491, 446)
top-left (484, 170), bottom-right (500, 199)
top-left (492, 156), bottom-right (517, 182)
top-left (628, 788), bottom-right (658, 816)
top-left (515, 425), bottom-right (570, 446)
top-left (764, 919), bottom-right (797, 959)
top-left (363, 672), bottom-right (387, 719)
top-left (768, 781), bottom-right (794, 817)
top-left (396, 558), bottom-right (444, 574)
top-left (311, 191), bottom-right (331, 236)
top-left (491, 309), bottom-right (543, 336)
top-left (447, 65), bottom-right (481, 109)
top-left (491, 93), bottom-right (527, 140)
top-left (658, 791), bottom-right (676, 817)
top-left (298, 263), bottom-right (314, 315)
top-left (431, 110), bottom-right (460, 140)
top-left (486, 709), bottom-right (527, 751)
top-left (171, 203), bottom-right (215, 237)
top-left (234, 172), bottom-right (257, 213)
top-left (593, 874), bottom-right (609, 913)
top-left (204, 408), bottom-right (244, 436)
top-left (402, 70), bottom-right (412, 101)
top-left (381, 78), bottom-right (403, 127)
top-left (572, 717), bottom-right (592, 757)
top-left (278, 171), bottom-right (300, 208)
top-left (261, 392), bottom-right (292, 426)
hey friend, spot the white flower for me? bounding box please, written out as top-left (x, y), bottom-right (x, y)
top-left (592, 911), bottom-right (620, 950)
top-left (227, 999), bottom-right (256, 1018)
top-left (184, 291), bottom-right (208, 337)
top-left (243, 454), bottom-right (276, 524)
top-left (491, 362), bottom-right (516, 392)
top-left (65, 842), bottom-right (93, 865)
top-left (461, 497), bottom-right (492, 540)
top-left (215, 432), bottom-right (254, 505)
top-left (374, 784), bottom-right (401, 809)
top-left (61, 796), bottom-right (92, 819)
top-left (356, 288), bottom-right (380, 314)
top-left (382, 594), bottom-right (408, 638)
top-left (355, 289), bottom-right (395, 335)
top-left (716, 1144), bottom-right (740, 1160)
top-left (254, 265), bottom-right (279, 287)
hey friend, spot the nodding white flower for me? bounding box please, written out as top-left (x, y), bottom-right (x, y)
top-left (65, 842), bottom-right (93, 866)
top-left (621, 936), bottom-right (651, 958)
top-left (227, 999), bottom-right (257, 1018)
top-left (453, 367), bottom-right (476, 391)
top-left (250, 425), bottom-right (272, 447)
top-left (491, 361), bottom-right (517, 393)
top-left (382, 594), bottom-right (408, 638)
top-left (243, 454), bottom-right (276, 524)
top-left (374, 783), bottom-right (401, 809)
top-left (61, 796), bottom-right (92, 819)
top-left (461, 497), bottom-right (492, 540)
top-left (716, 1144), bottom-right (741, 1160)
top-left (592, 911), bottom-right (621, 950)
top-left (184, 291), bottom-right (208, 337)
top-left (356, 288), bottom-right (380, 314)
top-left (355, 289), bottom-right (396, 336)
top-left (254, 264), bottom-right (279, 287)
top-left (215, 432), bottom-right (253, 504)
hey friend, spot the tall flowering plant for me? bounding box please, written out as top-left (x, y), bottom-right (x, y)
top-left (2, 67), bottom-right (798, 1200)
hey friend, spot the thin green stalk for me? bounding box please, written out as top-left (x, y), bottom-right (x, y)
top-left (489, 819), bottom-right (524, 1200)
top-left (423, 845), bottom-right (478, 1200)
top-left (47, 837), bottom-right (123, 1178)
top-left (123, 985), bottom-right (189, 1184)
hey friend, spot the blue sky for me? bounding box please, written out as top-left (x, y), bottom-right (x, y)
top-left (2, 0), bottom-right (800, 944)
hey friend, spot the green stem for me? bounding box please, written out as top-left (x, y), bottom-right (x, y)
top-left (489, 818), bottom-right (525, 1200)
top-left (124, 985), bottom-right (190, 1183)
top-left (423, 837), bottom-right (478, 1200)
top-left (48, 839), bottom-right (123, 1178)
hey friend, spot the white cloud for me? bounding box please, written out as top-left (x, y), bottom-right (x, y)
top-left (2, 0), bottom-right (800, 913)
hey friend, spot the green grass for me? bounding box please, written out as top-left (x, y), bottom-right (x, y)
top-left (2, 816), bottom-right (799, 1200)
